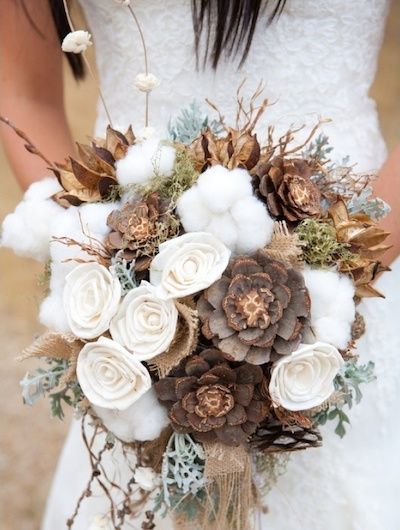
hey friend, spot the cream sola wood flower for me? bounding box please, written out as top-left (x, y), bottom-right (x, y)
top-left (63, 262), bottom-right (121, 339)
top-left (150, 231), bottom-right (231, 299)
top-left (269, 342), bottom-right (344, 411)
top-left (110, 281), bottom-right (178, 360)
top-left (176, 165), bottom-right (275, 253)
top-left (77, 336), bottom-right (151, 410)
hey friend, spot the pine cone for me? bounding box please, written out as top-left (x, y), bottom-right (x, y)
top-left (197, 251), bottom-right (310, 365)
top-left (253, 156), bottom-right (322, 222)
top-left (52, 126), bottom-right (136, 207)
top-left (106, 193), bottom-right (177, 271)
top-left (250, 418), bottom-right (322, 453)
top-left (154, 349), bottom-right (270, 447)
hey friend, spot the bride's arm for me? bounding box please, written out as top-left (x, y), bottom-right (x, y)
top-left (375, 145), bottom-right (400, 265)
top-left (0, 0), bottom-right (75, 190)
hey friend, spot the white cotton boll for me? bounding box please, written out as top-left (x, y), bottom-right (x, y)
top-left (116, 139), bottom-right (175, 186)
top-left (197, 166), bottom-right (238, 213)
top-left (23, 177), bottom-right (62, 201)
top-left (39, 292), bottom-right (70, 332)
top-left (313, 317), bottom-right (352, 350)
top-left (1, 198), bottom-right (63, 262)
top-left (205, 213), bottom-right (238, 250)
top-left (177, 186), bottom-right (211, 231)
top-left (78, 201), bottom-right (119, 237)
top-left (231, 196), bottom-right (275, 253)
top-left (93, 389), bottom-right (169, 443)
top-left (303, 268), bottom-right (355, 349)
top-left (229, 168), bottom-right (254, 202)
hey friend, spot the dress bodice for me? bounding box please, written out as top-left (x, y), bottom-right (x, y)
top-left (79, 0), bottom-right (390, 170)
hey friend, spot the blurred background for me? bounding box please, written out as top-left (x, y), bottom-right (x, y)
top-left (0, 4), bottom-right (399, 530)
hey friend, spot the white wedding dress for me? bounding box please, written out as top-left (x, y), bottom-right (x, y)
top-left (43, 1), bottom-right (400, 529)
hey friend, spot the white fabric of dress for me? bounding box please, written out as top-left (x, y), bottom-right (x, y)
top-left (43, 1), bottom-right (400, 529)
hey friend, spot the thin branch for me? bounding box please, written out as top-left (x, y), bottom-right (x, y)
top-left (0, 116), bottom-right (56, 169)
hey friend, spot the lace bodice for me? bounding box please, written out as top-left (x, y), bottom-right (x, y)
top-left (80, 0), bottom-right (390, 171)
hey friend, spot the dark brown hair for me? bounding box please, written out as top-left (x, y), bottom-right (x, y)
top-left (47, 0), bottom-right (286, 78)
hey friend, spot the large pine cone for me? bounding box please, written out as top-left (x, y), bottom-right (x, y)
top-left (253, 156), bottom-right (322, 222)
top-left (197, 251), bottom-right (310, 365)
top-left (154, 349), bottom-right (270, 447)
top-left (106, 193), bottom-right (178, 271)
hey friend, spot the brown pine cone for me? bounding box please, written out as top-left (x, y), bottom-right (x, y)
top-left (253, 156), bottom-right (322, 222)
top-left (106, 193), bottom-right (178, 271)
top-left (154, 349), bottom-right (270, 447)
top-left (197, 251), bottom-right (310, 365)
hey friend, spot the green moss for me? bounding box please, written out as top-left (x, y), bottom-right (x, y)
top-left (296, 218), bottom-right (355, 267)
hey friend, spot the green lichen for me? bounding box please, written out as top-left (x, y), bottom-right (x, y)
top-left (296, 218), bottom-right (355, 267)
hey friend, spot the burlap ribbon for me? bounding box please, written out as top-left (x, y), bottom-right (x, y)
top-left (149, 300), bottom-right (199, 378)
top-left (264, 220), bottom-right (303, 266)
top-left (19, 331), bottom-right (83, 388)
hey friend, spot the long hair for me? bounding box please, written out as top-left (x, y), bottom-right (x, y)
top-left (47, 0), bottom-right (286, 78)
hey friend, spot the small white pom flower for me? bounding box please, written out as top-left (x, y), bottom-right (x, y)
top-left (134, 73), bottom-right (160, 93)
top-left (61, 30), bottom-right (92, 54)
top-left (114, 0), bottom-right (130, 5)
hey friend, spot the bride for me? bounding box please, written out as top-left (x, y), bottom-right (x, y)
top-left (1, 1), bottom-right (399, 529)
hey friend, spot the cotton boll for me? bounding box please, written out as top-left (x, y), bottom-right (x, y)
top-left (39, 291), bottom-right (70, 332)
top-left (231, 196), bottom-right (275, 253)
top-left (303, 268), bottom-right (355, 349)
top-left (205, 213), bottom-right (238, 250)
top-left (92, 389), bottom-right (169, 443)
top-left (196, 166), bottom-right (253, 214)
top-left (177, 187), bottom-right (211, 231)
top-left (1, 198), bottom-right (64, 262)
top-left (23, 177), bottom-right (62, 201)
top-left (116, 139), bottom-right (175, 186)
top-left (78, 201), bottom-right (119, 237)
top-left (313, 317), bottom-right (352, 351)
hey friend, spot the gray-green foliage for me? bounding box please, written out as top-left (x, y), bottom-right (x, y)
top-left (168, 101), bottom-right (223, 144)
top-left (161, 433), bottom-right (206, 507)
top-left (347, 187), bottom-right (391, 221)
top-left (314, 360), bottom-right (376, 438)
top-left (302, 133), bottom-right (334, 164)
top-left (20, 358), bottom-right (84, 420)
top-left (111, 252), bottom-right (137, 295)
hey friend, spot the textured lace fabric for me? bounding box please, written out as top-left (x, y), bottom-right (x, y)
top-left (42, 1), bottom-right (400, 529)
top-left (80, 0), bottom-right (390, 171)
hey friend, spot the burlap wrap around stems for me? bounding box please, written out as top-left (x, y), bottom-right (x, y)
top-left (173, 443), bottom-right (257, 530)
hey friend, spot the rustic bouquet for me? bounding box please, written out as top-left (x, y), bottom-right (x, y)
top-left (0, 3), bottom-right (392, 529)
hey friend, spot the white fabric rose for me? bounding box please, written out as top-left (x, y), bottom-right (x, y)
top-left (61, 30), bottom-right (92, 54)
top-left (134, 467), bottom-right (161, 491)
top-left (110, 281), bottom-right (178, 360)
top-left (150, 232), bottom-right (231, 299)
top-left (134, 73), bottom-right (160, 92)
top-left (269, 342), bottom-right (344, 411)
top-left (77, 337), bottom-right (151, 410)
top-left (63, 262), bottom-right (121, 339)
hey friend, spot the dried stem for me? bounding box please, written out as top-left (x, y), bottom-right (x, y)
top-left (0, 116), bottom-right (56, 169)
top-left (127, 4), bottom-right (150, 127)
top-left (62, 0), bottom-right (113, 126)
